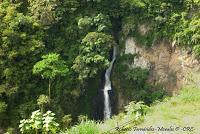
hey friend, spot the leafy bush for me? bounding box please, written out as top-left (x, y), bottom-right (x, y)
top-left (125, 101), bottom-right (149, 122)
top-left (124, 67), bottom-right (149, 85)
top-left (61, 115), bottom-right (72, 128)
top-left (117, 53), bottom-right (136, 62)
top-left (0, 101), bottom-right (7, 113)
top-left (78, 115), bottom-right (88, 123)
top-left (78, 16), bottom-right (93, 30)
top-left (174, 16), bottom-right (200, 48)
top-left (19, 110), bottom-right (60, 134)
top-left (37, 94), bottom-right (49, 113)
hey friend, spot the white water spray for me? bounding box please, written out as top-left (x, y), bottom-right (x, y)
top-left (103, 46), bottom-right (117, 120)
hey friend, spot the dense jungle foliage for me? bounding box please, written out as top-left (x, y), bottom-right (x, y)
top-left (0, 0), bottom-right (199, 133)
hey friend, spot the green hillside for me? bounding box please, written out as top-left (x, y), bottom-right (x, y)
top-left (130, 86), bottom-right (200, 134)
top-left (95, 85), bottom-right (200, 134)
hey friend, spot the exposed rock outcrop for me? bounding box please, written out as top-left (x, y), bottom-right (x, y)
top-left (125, 37), bottom-right (200, 93)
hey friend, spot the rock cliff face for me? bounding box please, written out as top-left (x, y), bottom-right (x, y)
top-left (113, 23), bottom-right (200, 112)
top-left (125, 37), bottom-right (200, 94)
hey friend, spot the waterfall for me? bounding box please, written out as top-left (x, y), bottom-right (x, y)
top-left (103, 46), bottom-right (117, 120)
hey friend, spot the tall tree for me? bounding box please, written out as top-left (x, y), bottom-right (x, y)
top-left (33, 53), bottom-right (68, 101)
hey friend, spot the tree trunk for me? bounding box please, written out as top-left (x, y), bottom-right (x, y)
top-left (48, 79), bottom-right (51, 103)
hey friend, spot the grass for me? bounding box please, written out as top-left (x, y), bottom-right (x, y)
top-left (128, 85), bottom-right (200, 134)
top-left (97, 113), bottom-right (133, 133)
top-left (66, 121), bottom-right (100, 134)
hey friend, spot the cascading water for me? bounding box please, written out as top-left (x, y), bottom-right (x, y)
top-left (103, 46), bottom-right (117, 120)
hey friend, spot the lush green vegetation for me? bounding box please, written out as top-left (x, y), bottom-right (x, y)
top-left (0, 0), bottom-right (199, 133)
